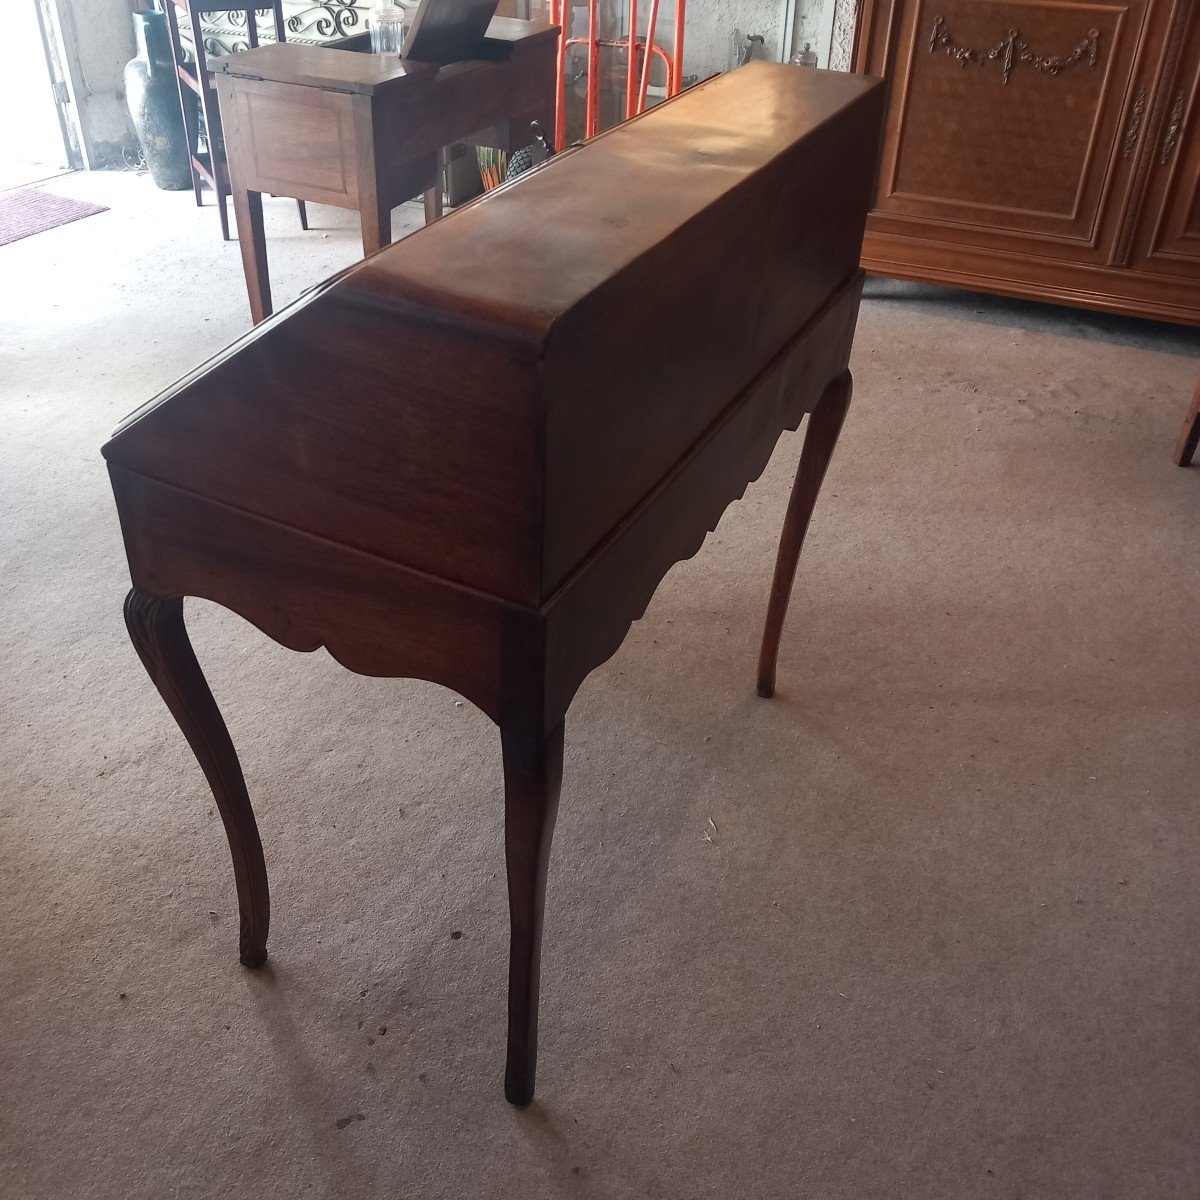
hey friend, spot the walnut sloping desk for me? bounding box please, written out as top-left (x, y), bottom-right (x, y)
top-left (213, 17), bottom-right (557, 323)
top-left (103, 64), bottom-right (886, 1105)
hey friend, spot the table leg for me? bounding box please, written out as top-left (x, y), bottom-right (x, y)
top-left (423, 186), bottom-right (443, 225)
top-left (501, 720), bottom-right (564, 1105)
top-left (231, 186), bottom-right (272, 324)
top-left (123, 588), bottom-right (270, 969)
top-left (361, 193), bottom-right (392, 258)
top-left (756, 369), bottom-right (853, 699)
top-left (1173, 381), bottom-right (1200, 467)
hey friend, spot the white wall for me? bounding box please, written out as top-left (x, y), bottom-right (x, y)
top-left (685, 0), bottom-right (787, 77)
top-left (563, 0), bottom-right (842, 86)
top-left (681, 0), bottom-right (842, 80)
top-left (57, 0), bottom-right (136, 167)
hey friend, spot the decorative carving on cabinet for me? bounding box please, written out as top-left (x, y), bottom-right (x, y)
top-left (1122, 87), bottom-right (1147, 158)
top-left (855, 0), bottom-right (1200, 324)
top-left (1160, 91), bottom-right (1186, 164)
top-left (928, 15), bottom-right (1100, 86)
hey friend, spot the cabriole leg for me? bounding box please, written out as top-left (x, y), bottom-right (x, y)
top-left (500, 721), bottom-right (564, 1105)
top-left (123, 587), bottom-right (270, 968)
top-left (757, 369), bottom-right (853, 699)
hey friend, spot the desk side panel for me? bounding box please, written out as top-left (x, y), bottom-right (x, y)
top-left (541, 77), bottom-right (885, 593)
top-left (221, 77), bottom-right (361, 207)
top-left (103, 295), bottom-right (547, 602)
top-left (543, 274), bottom-right (863, 723)
top-left (109, 468), bottom-right (548, 728)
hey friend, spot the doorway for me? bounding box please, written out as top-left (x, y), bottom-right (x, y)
top-left (0, 0), bottom-right (79, 190)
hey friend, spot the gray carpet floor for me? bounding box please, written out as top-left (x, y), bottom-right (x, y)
top-left (2, 171), bottom-right (1199, 1200)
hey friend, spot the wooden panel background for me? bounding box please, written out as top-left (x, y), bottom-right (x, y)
top-left (874, 0), bottom-right (1152, 254)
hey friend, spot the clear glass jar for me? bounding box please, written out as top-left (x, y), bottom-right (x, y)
top-left (371, 5), bottom-right (406, 55)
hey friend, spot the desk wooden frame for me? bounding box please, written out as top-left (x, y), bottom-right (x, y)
top-left (214, 18), bottom-right (557, 322)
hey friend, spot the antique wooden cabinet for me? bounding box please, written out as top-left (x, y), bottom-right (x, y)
top-left (853, 0), bottom-right (1200, 324)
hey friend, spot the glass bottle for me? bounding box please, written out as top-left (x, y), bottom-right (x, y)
top-left (790, 41), bottom-right (819, 67)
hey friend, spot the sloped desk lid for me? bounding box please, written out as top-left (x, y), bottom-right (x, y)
top-left (104, 64), bottom-right (883, 604)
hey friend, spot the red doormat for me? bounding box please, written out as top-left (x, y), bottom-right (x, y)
top-left (0, 187), bottom-right (108, 247)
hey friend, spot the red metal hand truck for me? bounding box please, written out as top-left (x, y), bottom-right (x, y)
top-left (547, 0), bottom-right (686, 149)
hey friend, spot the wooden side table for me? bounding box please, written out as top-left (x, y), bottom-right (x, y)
top-left (213, 18), bottom-right (558, 323)
top-left (162, 0), bottom-right (309, 241)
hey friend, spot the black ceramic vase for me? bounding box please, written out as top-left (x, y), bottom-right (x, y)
top-left (125, 11), bottom-right (192, 190)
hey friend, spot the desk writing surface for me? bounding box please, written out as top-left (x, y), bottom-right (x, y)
top-left (213, 42), bottom-right (437, 94)
top-left (213, 18), bottom-right (558, 92)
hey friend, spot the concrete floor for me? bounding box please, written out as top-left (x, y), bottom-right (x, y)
top-left (2, 170), bottom-right (1199, 1200)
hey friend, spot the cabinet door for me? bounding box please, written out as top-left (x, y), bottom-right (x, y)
top-left (857, 0), bottom-right (1161, 263)
top-left (1131, 2), bottom-right (1200, 277)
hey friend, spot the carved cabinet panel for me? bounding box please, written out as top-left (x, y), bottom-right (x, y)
top-left (873, 0), bottom-right (1151, 253)
top-left (1132, 3), bottom-right (1200, 276)
top-left (854, 0), bottom-right (1200, 324)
